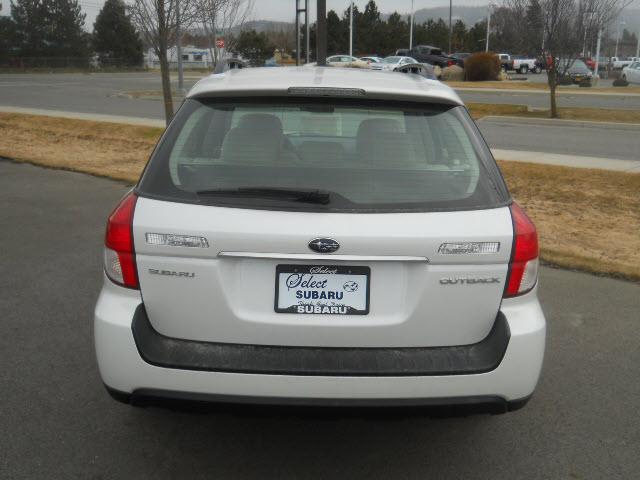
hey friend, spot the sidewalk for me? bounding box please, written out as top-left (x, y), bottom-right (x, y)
top-left (2, 105), bottom-right (638, 173)
top-left (454, 87), bottom-right (640, 97)
top-left (491, 149), bottom-right (640, 172)
top-left (0, 105), bottom-right (166, 128)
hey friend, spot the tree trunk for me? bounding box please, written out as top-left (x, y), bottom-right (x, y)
top-left (158, 45), bottom-right (174, 125)
top-left (547, 69), bottom-right (558, 118)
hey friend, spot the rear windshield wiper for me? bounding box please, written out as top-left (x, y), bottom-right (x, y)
top-left (195, 187), bottom-right (331, 205)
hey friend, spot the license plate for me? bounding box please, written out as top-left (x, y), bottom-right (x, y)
top-left (275, 265), bottom-right (370, 315)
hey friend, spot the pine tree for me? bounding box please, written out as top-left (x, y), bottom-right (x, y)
top-left (0, 16), bottom-right (18, 63)
top-left (11, 0), bottom-right (89, 59)
top-left (93, 0), bottom-right (143, 67)
top-left (326, 10), bottom-right (347, 56)
top-left (235, 29), bottom-right (274, 66)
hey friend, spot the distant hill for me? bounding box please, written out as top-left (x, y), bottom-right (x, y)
top-left (236, 6), bottom-right (640, 41)
top-left (242, 20), bottom-right (294, 33)
top-left (403, 6), bottom-right (489, 26)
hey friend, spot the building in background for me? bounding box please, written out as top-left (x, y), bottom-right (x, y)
top-left (145, 46), bottom-right (213, 69)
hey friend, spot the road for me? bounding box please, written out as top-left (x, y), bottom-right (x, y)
top-left (1, 159), bottom-right (639, 479)
top-left (2, 72), bottom-right (640, 118)
top-left (458, 89), bottom-right (640, 110)
top-left (477, 117), bottom-right (640, 161)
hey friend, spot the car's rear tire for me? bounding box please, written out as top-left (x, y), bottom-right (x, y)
top-left (519, 65), bottom-right (528, 74)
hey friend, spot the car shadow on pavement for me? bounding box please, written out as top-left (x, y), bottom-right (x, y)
top-left (114, 404), bottom-right (501, 478)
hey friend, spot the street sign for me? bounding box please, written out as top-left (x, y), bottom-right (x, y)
top-left (216, 38), bottom-right (225, 49)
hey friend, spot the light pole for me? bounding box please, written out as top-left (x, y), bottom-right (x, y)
top-left (317, 0), bottom-right (327, 66)
top-left (594, 27), bottom-right (602, 79)
top-left (349, 1), bottom-right (354, 57)
top-left (485, 4), bottom-right (492, 52)
top-left (582, 12), bottom-right (594, 57)
top-left (176, 0), bottom-right (184, 93)
top-left (448, 0), bottom-right (452, 54)
top-left (295, 0), bottom-right (309, 65)
top-left (615, 20), bottom-right (625, 58)
top-left (409, 0), bottom-right (414, 50)
top-left (305, 0), bottom-right (309, 64)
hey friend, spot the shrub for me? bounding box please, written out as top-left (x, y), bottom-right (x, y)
top-left (463, 52), bottom-right (501, 81)
top-left (441, 65), bottom-right (464, 81)
top-left (613, 78), bottom-right (629, 87)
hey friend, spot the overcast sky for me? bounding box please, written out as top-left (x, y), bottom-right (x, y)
top-left (1, 0), bottom-right (638, 29)
top-left (239, 0), bottom-right (639, 22)
top-left (250, 0), bottom-right (483, 22)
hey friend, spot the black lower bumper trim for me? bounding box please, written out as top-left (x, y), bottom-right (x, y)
top-left (131, 305), bottom-right (510, 376)
top-left (105, 384), bottom-right (530, 415)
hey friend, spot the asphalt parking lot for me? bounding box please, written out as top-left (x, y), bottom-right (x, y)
top-left (1, 159), bottom-right (639, 479)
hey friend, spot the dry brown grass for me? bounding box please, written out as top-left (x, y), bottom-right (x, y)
top-left (2, 112), bottom-right (638, 280)
top-left (467, 103), bottom-right (536, 119)
top-left (446, 80), bottom-right (640, 94)
top-left (467, 103), bottom-right (640, 124)
top-left (498, 161), bottom-right (640, 281)
top-left (0, 113), bottom-right (161, 183)
top-left (447, 80), bottom-right (550, 90)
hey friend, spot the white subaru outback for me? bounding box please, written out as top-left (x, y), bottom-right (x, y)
top-left (95, 67), bottom-right (545, 414)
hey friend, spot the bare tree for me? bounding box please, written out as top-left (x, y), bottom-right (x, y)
top-left (197, 0), bottom-right (254, 66)
top-left (506, 0), bottom-right (631, 117)
top-left (129, 0), bottom-right (198, 123)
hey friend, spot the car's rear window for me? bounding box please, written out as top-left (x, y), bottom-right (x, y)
top-left (137, 97), bottom-right (509, 212)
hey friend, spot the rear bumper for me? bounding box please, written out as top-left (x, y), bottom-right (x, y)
top-left (95, 277), bottom-right (546, 408)
top-left (131, 304), bottom-right (510, 376)
top-left (105, 385), bottom-right (531, 414)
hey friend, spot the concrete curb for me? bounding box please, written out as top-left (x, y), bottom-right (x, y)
top-left (454, 87), bottom-right (640, 97)
top-left (0, 105), bottom-right (166, 128)
top-left (478, 115), bottom-right (640, 130)
top-left (491, 148), bottom-right (640, 173)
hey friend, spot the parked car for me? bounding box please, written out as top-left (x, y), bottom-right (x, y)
top-left (394, 62), bottom-right (437, 79)
top-left (511, 55), bottom-right (541, 74)
top-left (611, 56), bottom-right (639, 70)
top-left (579, 57), bottom-right (596, 71)
top-left (622, 61), bottom-right (640, 84)
top-left (408, 45), bottom-right (455, 68)
top-left (326, 55), bottom-right (370, 69)
top-left (95, 67), bottom-right (546, 414)
top-left (370, 55), bottom-right (418, 71)
top-left (558, 59), bottom-right (593, 84)
top-left (360, 56), bottom-right (384, 65)
top-left (449, 52), bottom-right (471, 67)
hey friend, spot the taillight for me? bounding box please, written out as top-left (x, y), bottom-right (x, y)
top-left (104, 192), bottom-right (138, 289)
top-left (447, 60), bottom-right (455, 67)
top-left (504, 202), bottom-right (539, 297)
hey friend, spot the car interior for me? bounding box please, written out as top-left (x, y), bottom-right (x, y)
top-left (164, 103), bottom-right (484, 205)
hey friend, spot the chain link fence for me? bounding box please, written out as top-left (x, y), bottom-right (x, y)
top-left (0, 57), bottom-right (146, 71)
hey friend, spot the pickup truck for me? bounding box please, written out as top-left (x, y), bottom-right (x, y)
top-left (407, 45), bottom-right (455, 68)
top-left (612, 57), bottom-right (640, 69)
top-left (511, 55), bottom-right (542, 73)
top-left (498, 53), bottom-right (511, 71)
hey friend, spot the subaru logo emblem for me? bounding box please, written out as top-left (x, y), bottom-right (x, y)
top-left (308, 238), bottom-right (340, 254)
